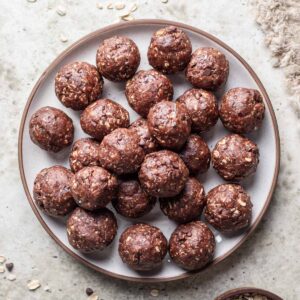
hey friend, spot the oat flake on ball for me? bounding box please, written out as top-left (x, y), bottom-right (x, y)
top-left (125, 69), bottom-right (173, 118)
top-left (147, 26), bottom-right (192, 74)
top-left (96, 36), bottom-right (140, 82)
top-left (55, 61), bottom-right (103, 111)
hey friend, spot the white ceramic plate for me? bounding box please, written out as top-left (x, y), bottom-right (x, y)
top-left (19, 20), bottom-right (280, 282)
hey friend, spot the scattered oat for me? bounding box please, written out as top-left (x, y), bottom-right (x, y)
top-left (88, 294), bottom-right (99, 300)
top-left (0, 266), bottom-right (5, 273)
top-left (86, 287), bottom-right (94, 296)
top-left (27, 279), bottom-right (41, 291)
top-left (115, 2), bottom-right (125, 10)
top-left (59, 34), bottom-right (68, 43)
top-left (7, 274), bottom-right (16, 281)
top-left (5, 263), bottom-right (13, 272)
top-left (0, 256), bottom-right (6, 264)
top-left (120, 13), bottom-right (134, 21)
top-left (130, 4), bottom-right (138, 12)
top-left (150, 289), bottom-right (159, 297)
top-left (56, 5), bottom-right (66, 16)
top-left (107, 3), bottom-right (113, 9)
top-left (44, 285), bottom-right (51, 292)
top-left (96, 3), bottom-right (103, 9)
top-left (161, 0), bottom-right (168, 3)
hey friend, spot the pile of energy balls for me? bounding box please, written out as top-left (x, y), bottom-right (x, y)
top-left (29, 26), bottom-right (265, 272)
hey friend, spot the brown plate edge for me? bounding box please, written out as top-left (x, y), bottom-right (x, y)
top-left (18, 19), bottom-right (281, 283)
top-left (215, 287), bottom-right (283, 300)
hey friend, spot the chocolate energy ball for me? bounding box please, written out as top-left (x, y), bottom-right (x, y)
top-left (33, 166), bottom-right (76, 217)
top-left (112, 179), bottom-right (156, 218)
top-left (186, 47), bottom-right (229, 90)
top-left (205, 184), bottom-right (252, 233)
top-left (55, 61), bottom-right (103, 111)
top-left (148, 101), bottom-right (191, 150)
top-left (98, 128), bottom-right (145, 175)
top-left (67, 207), bottom-right (117, 253)
top-left (96, 36), bottom-right (140, 82)
top-left (69, 138), bottom-right (100, 173)
top-left (29, 106), bottom-right (74, 152)
top-left (70, 166), bottom-right (118, 211)
top-left (180, 134), bottom-right (211, 174)
top-left (129, 118), bottom-right (160, 154)
top-left (169, 221), bottom-right (215, 270)
top-left (125, 69), bottom-right (173, 118)
top-left (139, 150), bottom-right (189, 197)
top-left (220, 87), bottom-right (265, 134)
top-left (212, 134), bottom-right (259, 181)
top-left (80, 99), bottom-right (130, 141)
top-left (177, 88), bottom-right (219, 133)
top-left (147, 26), bottom-right (192, 74)
top-left (160, 177), bottom-right (205, 223)
top-left (118, 223), bottom-right (167, 271)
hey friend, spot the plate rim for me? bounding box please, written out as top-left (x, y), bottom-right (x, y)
top-left (18, 19), bottom-right (280, 283)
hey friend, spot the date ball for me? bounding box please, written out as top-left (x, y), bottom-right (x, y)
top-left (98, 128), bottom-right (145, 175)
top-left (29, 106), bottom-right (74, 152)
top-left (96, 36), bottom-right (140, 82)
top-left (55, 61), bottom-right (103, 111)
top-left (148, 101), bottom-right (191, 150)
top-left (139, 150), bottom-right (189, 197)
top-left (70, 166), bottom-right (118, 211)
top-left (205, 184), bottom-right (252, 233)
top-left (169, 221), bottom-right (215, 270)
top-left (177, 88), bottom-right (218, 133)
top-left (33, 166), bottom-right (76, 217)
top-left (220, 88), bottom-right (265, 133)
top-left (67, 207), bottom-right (117, 253)
top-left (186, 47), bottom-right (229, 90)
top-left (112, 179), bottom-right (156, 218)
top-left (160, 177), bottom-right (205, 223)
top-left (129, 118), bottom-right (160, 154)
top-left (147, 26), bottom-right (192, 74)
top-left (118, 224), bottom-right (167, 271)
top-left (69, 138), bottom-right (100, 173)
top-left (180, 134), bottom-right (211, 174)
top-left (125, 69), bottom-right (173, 118)
top-left (212, 134), bottom-right (259, 181)
top-left (80, 99), bottom-right (129, 141)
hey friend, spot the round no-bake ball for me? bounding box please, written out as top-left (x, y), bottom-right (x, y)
top-left (169, 221), bottom-right (215, 270)
top-left (129, 118), bottom-right (160, 154)
top-left (186, 47), bottom-right (229, 90)
top-left (80, 99), bottom-right (130, 141)
top-left (212, 134), bottom-right (259, 181)
top-left (147, 26), bottom-right (192, 74)
top-left (118, 223), bottom-right (167, 271)
top-left (139, 150), bottom-right (189, 197)
top-left (70, 166), bottom-right (118, 211)
top-left (55, 61), bottom-right (103, 111)
top-left (98, 128), bottom-right (145, 175)
top-left (205, 184), bottom-right (252, 233)
top-left (29, 106), bottom-right (74, 152)
top-left (177, 88), bottom-right (218, 133)
top-left (96, 36), bottom-right (140, 82)
top-left (125, 69), bottom-right (173, 118)
top-left (148, 101), bottom-right (191, 150)
top-left (160, 177), bottom-right (205, 223)
top-left (33, 166), bottom-right (76, 217)
top-left (69, 138), bottom-right (100, 173)
top-left (112, 179), bottom-right (156, 218)
top-left (67, 207), bottom-right (117, 253)
top-left (220, 87), bottom-right (265, 133)
top-left (179, 134), bottom-right (211, 174)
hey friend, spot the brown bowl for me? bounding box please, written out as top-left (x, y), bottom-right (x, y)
top-left (215, 287), bottom-right (283, 300)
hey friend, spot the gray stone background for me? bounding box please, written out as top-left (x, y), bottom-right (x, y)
top-left (0, 0), bottom-right (299, 299)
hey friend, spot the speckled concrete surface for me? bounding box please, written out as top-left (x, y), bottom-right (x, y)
top-left (0, 1), bottom-right (299, 299)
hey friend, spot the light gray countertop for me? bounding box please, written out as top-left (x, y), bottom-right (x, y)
top-left (0, 0), bottom-right (299, 299)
